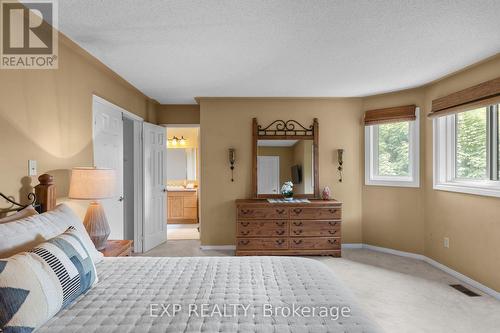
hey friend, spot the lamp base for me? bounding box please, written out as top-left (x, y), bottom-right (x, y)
top-left (83, 201), bottom-right (110, 251)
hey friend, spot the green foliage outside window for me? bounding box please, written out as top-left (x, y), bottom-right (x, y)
top-left (456, 108), bottom-right (487, 179)
top-left (377, 122), bottom-right (410, 176)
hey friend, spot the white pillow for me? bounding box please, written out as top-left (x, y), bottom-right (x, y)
top-left (0, 205), bottom-right (38, 224)
top-left (0, 227), bottom-right (98, 332)
top-left (0, 204), bottom-right (103, 263)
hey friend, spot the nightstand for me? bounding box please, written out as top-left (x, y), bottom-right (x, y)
top-left (100, 240), bottom-right (133, 257)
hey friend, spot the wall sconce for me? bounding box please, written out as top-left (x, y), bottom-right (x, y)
top-left (337, 149), bottom-right (344, 182)
top-left (228, 148), bottom-right (236, 182)
top-left (179, 136), bottom-right (186, 146)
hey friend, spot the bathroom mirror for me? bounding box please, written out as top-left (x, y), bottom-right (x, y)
top-left (252, 118), bottom-right (319, 198)
top-left (166, 148), bottom-right (197, 180)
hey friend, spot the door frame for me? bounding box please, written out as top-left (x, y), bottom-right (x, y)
top-left (92, 95), bottom-right (144, 253)
top-left (161, 123), bottom-right (201, 239)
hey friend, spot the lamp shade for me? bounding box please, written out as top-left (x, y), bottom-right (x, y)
top-left (69, 167), bottom-right (116, 200)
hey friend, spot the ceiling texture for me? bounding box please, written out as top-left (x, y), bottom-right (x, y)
top-left (59, 0), bottom-right (500, 103)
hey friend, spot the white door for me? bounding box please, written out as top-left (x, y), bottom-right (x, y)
top-left (92, 96), bottom-right (124, 240)
top-left (257, 156), bottom-right (280, 194)
top-left (143, 122), bottom-right (167, 251)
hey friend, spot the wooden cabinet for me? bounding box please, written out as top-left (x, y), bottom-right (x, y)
top-left (235, 199), bottom-right (342, 257)
top-left (167, 190), bottom-right (198, 224)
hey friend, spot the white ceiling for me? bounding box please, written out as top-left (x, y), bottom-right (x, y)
top-left (59, 0), bottom-right (500, 104)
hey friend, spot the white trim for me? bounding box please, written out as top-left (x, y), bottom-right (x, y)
top-left (92, 95), bottom-right (143, 121)
top-left (361, 244), bottom-right (500, 300)
top-left (362, 244), bottom-right (425, 260)
top-left (200, 245), bottom-right (236, 250)
top-left (341, 243), bottom-right (363, 249)
top-left (433, 113), bottom-right (500, 198)
top-left (365, 107), bottom-right (420, 188)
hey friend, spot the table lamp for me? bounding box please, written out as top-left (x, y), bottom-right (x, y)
top-left (69, 167), bottom-right (116, 250)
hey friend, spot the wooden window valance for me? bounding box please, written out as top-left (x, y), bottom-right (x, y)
top-left (429, 77), bottom-right (500, 118)
top-left (364, 105), bottom-right (416, 126)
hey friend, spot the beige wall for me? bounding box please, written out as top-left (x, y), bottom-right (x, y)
top-left (200, 98), bottom-right (364, 246)
top-left (423, 55), bottom-right (500, 292)
top-left (0, 33), bottom-right (153, 205)
top-left (361, 88), bottom-right (426, 254)
top-left (361, 55), bottom-right (500, 291)
top-left (157, 104), bottom-right (200, 124)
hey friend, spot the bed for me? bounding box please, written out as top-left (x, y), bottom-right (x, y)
top-left (1, 175), bottom-right (381, 333)
top-left (38, 256), bottom-right (381, 333)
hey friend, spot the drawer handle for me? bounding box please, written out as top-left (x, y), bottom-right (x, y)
top-left (329, 209), bottom-right (337, 214)
top-left (293, 239), bottom-right (302, 245)
top-left (241, 222), bottom-right (250, 227)
top-left (328, 239), bottom-right (338, 245)
top-left (293, 229), bottom-right (303, 235)
top-left (293, 208), bottom-right (303, 214)
top-left (276, 230), bottom-right (285, 235)
top-left (276, 208), bottom-right (286, 214)
top-left (276, 239), bottom-right (285, 245)
top-left (241, 209), bottom-right (252, 215)
top-left (241, 230), bottom-right (250, 236)
top-left (240, 240), bottom-right (250, 245)
top-left (293, 221), bottom-right (303, 226)
top-left (275, 221), bottom-right (285, 227)
top-left (328, 230), bottom-right (337, 235)
top-left (328, 221), bottom-right (337, 226)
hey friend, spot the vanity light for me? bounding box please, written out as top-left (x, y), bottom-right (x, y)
top-left (228, 148), bottom-right (236, 182)
top-left (337, 149), bottom-right (344, 182)
top-left (179, 136), bottom-right (187, 146)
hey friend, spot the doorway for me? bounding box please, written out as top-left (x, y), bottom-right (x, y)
top-left (164, 125), bottom-right (200, 241)
top-left (92, 95), bottom-right (167, 254)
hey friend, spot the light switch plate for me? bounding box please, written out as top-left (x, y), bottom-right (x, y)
top-left (28, 160), bottom-right (37, 176)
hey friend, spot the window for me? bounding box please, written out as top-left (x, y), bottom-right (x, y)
top-left (365, 108), bottom-right (420, 187)
top-left (434, 104), bottom-right (500, 197)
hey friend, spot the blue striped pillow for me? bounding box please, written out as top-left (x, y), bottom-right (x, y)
top-left (0, 227), bottom-right (98, 332)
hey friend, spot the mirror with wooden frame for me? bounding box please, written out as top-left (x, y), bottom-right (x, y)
top-left (252, 118), bottom-right (319, 198)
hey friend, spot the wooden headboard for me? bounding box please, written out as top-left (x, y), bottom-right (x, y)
top-left (0, 174), bottom-right (56, 215)
top-left (34, 174), bottom-right (56, 213)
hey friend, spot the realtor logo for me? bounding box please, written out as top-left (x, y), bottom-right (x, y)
top-left (1, 0), bottom-right (58, 69)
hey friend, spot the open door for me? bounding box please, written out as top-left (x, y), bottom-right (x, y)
top-left (93, 96), bottom-right (124, 240)
top-left (143, 122), bottom-right (167, 251)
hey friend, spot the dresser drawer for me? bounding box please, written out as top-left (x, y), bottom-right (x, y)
top-left (237, 206), bottom-right (288, 219)
top-left (238, 220), bottom-right (288, 237)
top-left (289, 207), bottom-right (341, 220)
top-left (290, 220), bottom-right (340, 237)
top-left (289, 237), bottom-right (341, 250)
top-left (237, 238), bottom-right (288, 250)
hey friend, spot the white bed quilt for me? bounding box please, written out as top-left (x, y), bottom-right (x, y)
top-left (37, 256), bottom-right (381, 333)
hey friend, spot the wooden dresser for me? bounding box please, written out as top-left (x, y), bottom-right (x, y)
top-left (167, 190), bottom-right (198, 224)
top-left (235, 199), bottom-right (342, 257)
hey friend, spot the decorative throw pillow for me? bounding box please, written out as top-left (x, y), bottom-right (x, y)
top-left (0, 204), bottom-right (103, 264)
top-left (0, 227), bottom-right (98, 332)
top-left (0, 206), bottom-right (38, 224)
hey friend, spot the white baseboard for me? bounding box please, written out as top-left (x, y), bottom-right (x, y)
top-left (423, 256), bottom-right (500, 301)
top-left (200, 245), bottom-right (236, 250)
top-left (341, 243), bottom-right (363, 249)
top-left (362, 244), bottom-right (425, 261)
top-left (360, 243), bottom-right (500, 300)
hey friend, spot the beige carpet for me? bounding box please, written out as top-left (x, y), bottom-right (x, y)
top-left (139, 240), bottom-right (500, 333)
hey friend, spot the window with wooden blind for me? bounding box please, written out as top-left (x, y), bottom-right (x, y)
top-left (364, 105), bottom-right (420, 187)
top-left (433, 103), bottom-right (500, 197)
top-left (432, 77), bottom-right (500, 197)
